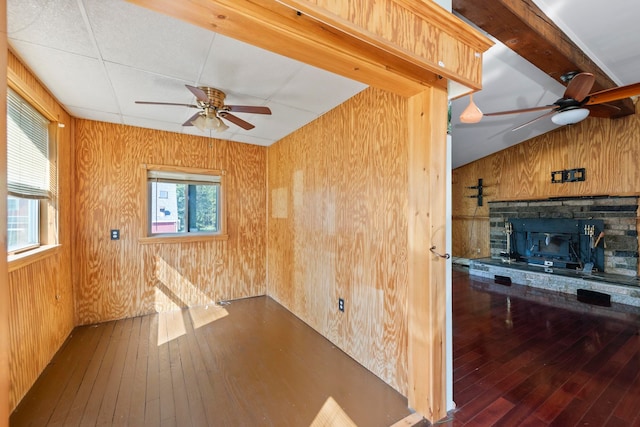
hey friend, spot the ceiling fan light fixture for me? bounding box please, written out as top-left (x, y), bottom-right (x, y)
top-left (191, 110), bottom-right (230, 133)
top-left (551, 108), bottom-right (590, 126)
top-left (459, 94), bottom-right (483, 123)
top-left (216, 120), bottom-right (229, 132)
top-left (204, 115), bottom-right (220, 129)
top-left (192, 114), bottom-right (206, 131)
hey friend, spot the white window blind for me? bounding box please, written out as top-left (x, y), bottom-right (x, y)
top-left (147, 169), bottom-right (221, 184)
top-left (7, 88), bottom-right (50, 199)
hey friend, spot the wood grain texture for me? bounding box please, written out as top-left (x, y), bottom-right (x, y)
top-left (0, 7), bottom-right (9, 425)
top-left (73, 121), bottom-right (267, 325)
top-left (279, 0), bottom-right (492, 89)
top-left (127, 0), bottom-right (491, 96)
top-left (451, 216), bottom-right (490, 259)
top-left (6, 51), bottom-right (75, 412)
top-left (452, 107), bottom-right (640, 259)
top-left (11, 297), bottom-right (413, 427)
top-left (406, 86), bottom-right (449, 421)
top-left (267, 87), bottom-right (409, 396)
top-left (452, 0), bottom-right (635, 117)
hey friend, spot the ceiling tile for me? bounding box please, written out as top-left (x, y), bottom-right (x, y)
top-left (231, 102), bottom-right (319, 142)
top-left (66, 106), bottom-right (123, 125)
top-left (105, 62), bottom-right (196, 124)
top-left (123, 116), bottom-right (186, 135)
top-left (84, 0), bottom-right (214, 82)
top-left (199, 34), bottom-right (305, 100)
top-left (269, 64), bottom-right (367, 114)
top-left (8, 40), bottom-right (119, 113)
top-left (226, 134), bottom-right (276, 147)
top-left (8, 0), bottom-right (96, 57)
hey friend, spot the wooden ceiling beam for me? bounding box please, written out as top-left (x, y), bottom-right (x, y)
top-left (453, 0), bottom-right (635, 117)
top-left (126, 0), bottom-right (492, 97)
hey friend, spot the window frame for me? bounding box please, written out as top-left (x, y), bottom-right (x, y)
top-left (7, 196), bottom-right (40, 254)
top-left (6, 79), bottom-right (60, 265)
top-left (139, 164), bottom-right (228, 244)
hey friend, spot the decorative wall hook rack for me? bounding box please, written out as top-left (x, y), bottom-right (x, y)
top-left (466, 178), bottom-right (483, 206)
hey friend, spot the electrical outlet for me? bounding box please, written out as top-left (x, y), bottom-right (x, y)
top-left (110, 229), bottom-right (120, 240)
top-left (338, 298), bottom-right (344, 312)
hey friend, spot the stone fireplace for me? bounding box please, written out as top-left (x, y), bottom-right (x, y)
top-left (489, 196), bottom-right (639, 276)
top-left (508, 218), bottom-right (605, 271)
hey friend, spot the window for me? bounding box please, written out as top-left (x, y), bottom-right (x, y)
top-left (7, 88), bottom-right (53, 254)
top-left (143, 165), bottom-right (227, 241)
top-left (7, 196), bottom-right (39, 252)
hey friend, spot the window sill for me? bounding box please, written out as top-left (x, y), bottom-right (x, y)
top-left (8, 244), bottom-right (61, 273)
top-left (138, 233), bottom-right (229, 245)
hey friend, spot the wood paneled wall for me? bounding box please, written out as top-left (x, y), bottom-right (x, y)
top-left (74, 121), bottom-right (266, 325)
top-left (7, 51), bottom-right (75, 411)
top-left (452, 106), bottom-right (640, 259)
top-left (267, 87), bottom-right (409, 394)
top-left (1, 6), bottom-right (8, 424)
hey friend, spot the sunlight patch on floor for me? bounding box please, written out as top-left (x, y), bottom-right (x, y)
top-left (154, 256), bottom-right (228, 345)
top-left (189, 304), bottom-right (228, 329)
top-left (309, 397), bottom-right (357, 427)
top-left (157, 309), bottom-right (186, 346)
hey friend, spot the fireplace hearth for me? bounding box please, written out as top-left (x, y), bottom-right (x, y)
top-left (467, 196), bottom-right (640, 307)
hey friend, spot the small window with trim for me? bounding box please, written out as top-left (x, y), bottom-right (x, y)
top-left (7, 87), bottom-right (56, 255)
top-left (143, 165), bottom-right (227, 241)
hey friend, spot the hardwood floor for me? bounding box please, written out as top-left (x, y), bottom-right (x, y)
top-left (12, 268), bottom-right (640, 426)
top-left (10, 297), bottom-right (413, 427)
top-left (445, 267), bottom-right (640, 427)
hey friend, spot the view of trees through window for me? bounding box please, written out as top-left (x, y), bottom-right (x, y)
top-left (148, 167), bottom-right (223, 237)
top-left (175, 183), bottom-right (219, 232)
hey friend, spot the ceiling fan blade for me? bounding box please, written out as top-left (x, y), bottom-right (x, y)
top-left (135, 101), bottom-right (200, 108)
top-left (586, 103), bottom-right (622, 118)
top-left (220, 112), bottom-right (255, 130)
top-left (185, 85), bottom-right (209, 102)
top-left (483, 105), bottom-right (555, 117)
top-left (226, 105), bottom-right (272, 115)
top-left (563, 72), bottom-right (595, 101)
top-left (182, 111), bottom-right (202, 127)
top-left (586, 82), bottom-right (640, 105)
top-left (511, 110), bottom-right (557, 132)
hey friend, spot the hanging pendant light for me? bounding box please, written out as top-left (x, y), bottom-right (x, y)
top-left (459, 94), bottom-right (483, 123)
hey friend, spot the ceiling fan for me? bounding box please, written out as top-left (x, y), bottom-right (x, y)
top-left (460, 72), bottom-right (640, 131)
top-left (135, 85), bottom-right (271, 132)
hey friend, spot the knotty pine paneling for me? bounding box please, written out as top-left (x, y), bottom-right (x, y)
top-left (74, 121), bottom-right (266, 325)
top-left (7, 50), bottom-right (75, 411)
top-left (452, 108), bottom-right (640, 259)
top-left (267, 87), bottom-right (409, 395)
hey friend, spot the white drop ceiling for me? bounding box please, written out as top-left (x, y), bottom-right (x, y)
top-left (7, 0), bottom-right (367, 146)
top-left (7, 0), bottom-right (640, 168)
